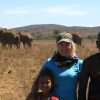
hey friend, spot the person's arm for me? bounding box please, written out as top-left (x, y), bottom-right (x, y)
top-left (78, 59), bottom-right (90, 100)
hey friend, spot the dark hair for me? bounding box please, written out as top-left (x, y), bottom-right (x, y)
top-left (39, 68), bottom-right (55, 92)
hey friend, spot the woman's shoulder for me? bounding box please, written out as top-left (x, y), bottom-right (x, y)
top-left (47, 58), bottom-right (52, 61)
top-left (44, 58), bottom-right (54, 65)
top-left (44, 58), bottom-right (52, 62)
top-left (42, 57), bottom-right (55, 69)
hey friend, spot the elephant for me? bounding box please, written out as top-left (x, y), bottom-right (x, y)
top-left (0, 28), bottom-right (20, 48)
top-left (72, 34), bottom-right (83, 45)
top-left (18, 32), bottom-right (33, 48)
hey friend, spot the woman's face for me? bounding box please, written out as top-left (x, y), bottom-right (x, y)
top-left (38, 75), bottom-right (52, 93)
top-left (57, 41), bottom-right (72, 57)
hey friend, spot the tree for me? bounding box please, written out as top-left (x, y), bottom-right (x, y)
top-left (53, 29), bottom-right (61, 38)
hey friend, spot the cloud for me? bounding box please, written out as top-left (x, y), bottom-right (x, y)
top-left (4, 9), bottom-right (30, 15)
top-left (3, 6), bottom-right (87, 16)
top-left (45, 7), bottom-right (87, 16)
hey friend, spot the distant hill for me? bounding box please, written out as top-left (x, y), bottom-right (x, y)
top-left (12, 24), bottom-right (100, 38)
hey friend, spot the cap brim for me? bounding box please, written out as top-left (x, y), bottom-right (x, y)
top-left (57, 39), bottom-right (72, 44)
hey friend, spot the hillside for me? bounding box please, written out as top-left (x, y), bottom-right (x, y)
top-left (12, 24), bottom-right (100, 37)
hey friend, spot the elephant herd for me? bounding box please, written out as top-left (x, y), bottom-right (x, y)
top-left (0, 28), bottom-right (33, 48)
top-left (0, 28), bottom-right (83, 48)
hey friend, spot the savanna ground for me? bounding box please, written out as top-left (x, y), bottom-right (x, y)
top-left (0, 39), bottom-right (98, 100)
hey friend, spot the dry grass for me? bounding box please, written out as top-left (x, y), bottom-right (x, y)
top-left (0, 39), bottom-right (98, 100)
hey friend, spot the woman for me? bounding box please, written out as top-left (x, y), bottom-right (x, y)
top-left (26, 32), bottom-right (83, 100)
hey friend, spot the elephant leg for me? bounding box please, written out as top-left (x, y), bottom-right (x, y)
top-left (16, 43), bottom-right (20, 48)
top-left (23, 43), bottom-right (26, 48)
top-left (9, 44), bottom-right (12, 48)
top-left (28, 42), bottom-right (32, 48)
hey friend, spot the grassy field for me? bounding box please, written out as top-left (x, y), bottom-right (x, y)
top-left (0, 39), bottom-right (98, 100)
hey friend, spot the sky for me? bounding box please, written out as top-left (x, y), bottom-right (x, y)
top-left (0, 0), bottom-right (100, 28)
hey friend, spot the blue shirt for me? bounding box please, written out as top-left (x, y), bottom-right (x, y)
top-left (41, 58), bottom-right (83, 100)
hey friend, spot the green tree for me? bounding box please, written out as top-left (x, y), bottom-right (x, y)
top-left (53, 29), bottom-right (61, 38)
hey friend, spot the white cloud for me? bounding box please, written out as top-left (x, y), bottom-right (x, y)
top-left (45, 7), bottom-right (87, 16)
top-left (4, 9), bottom-right (30, 15)
top-left (3, 6), bottom-right (87, 16)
